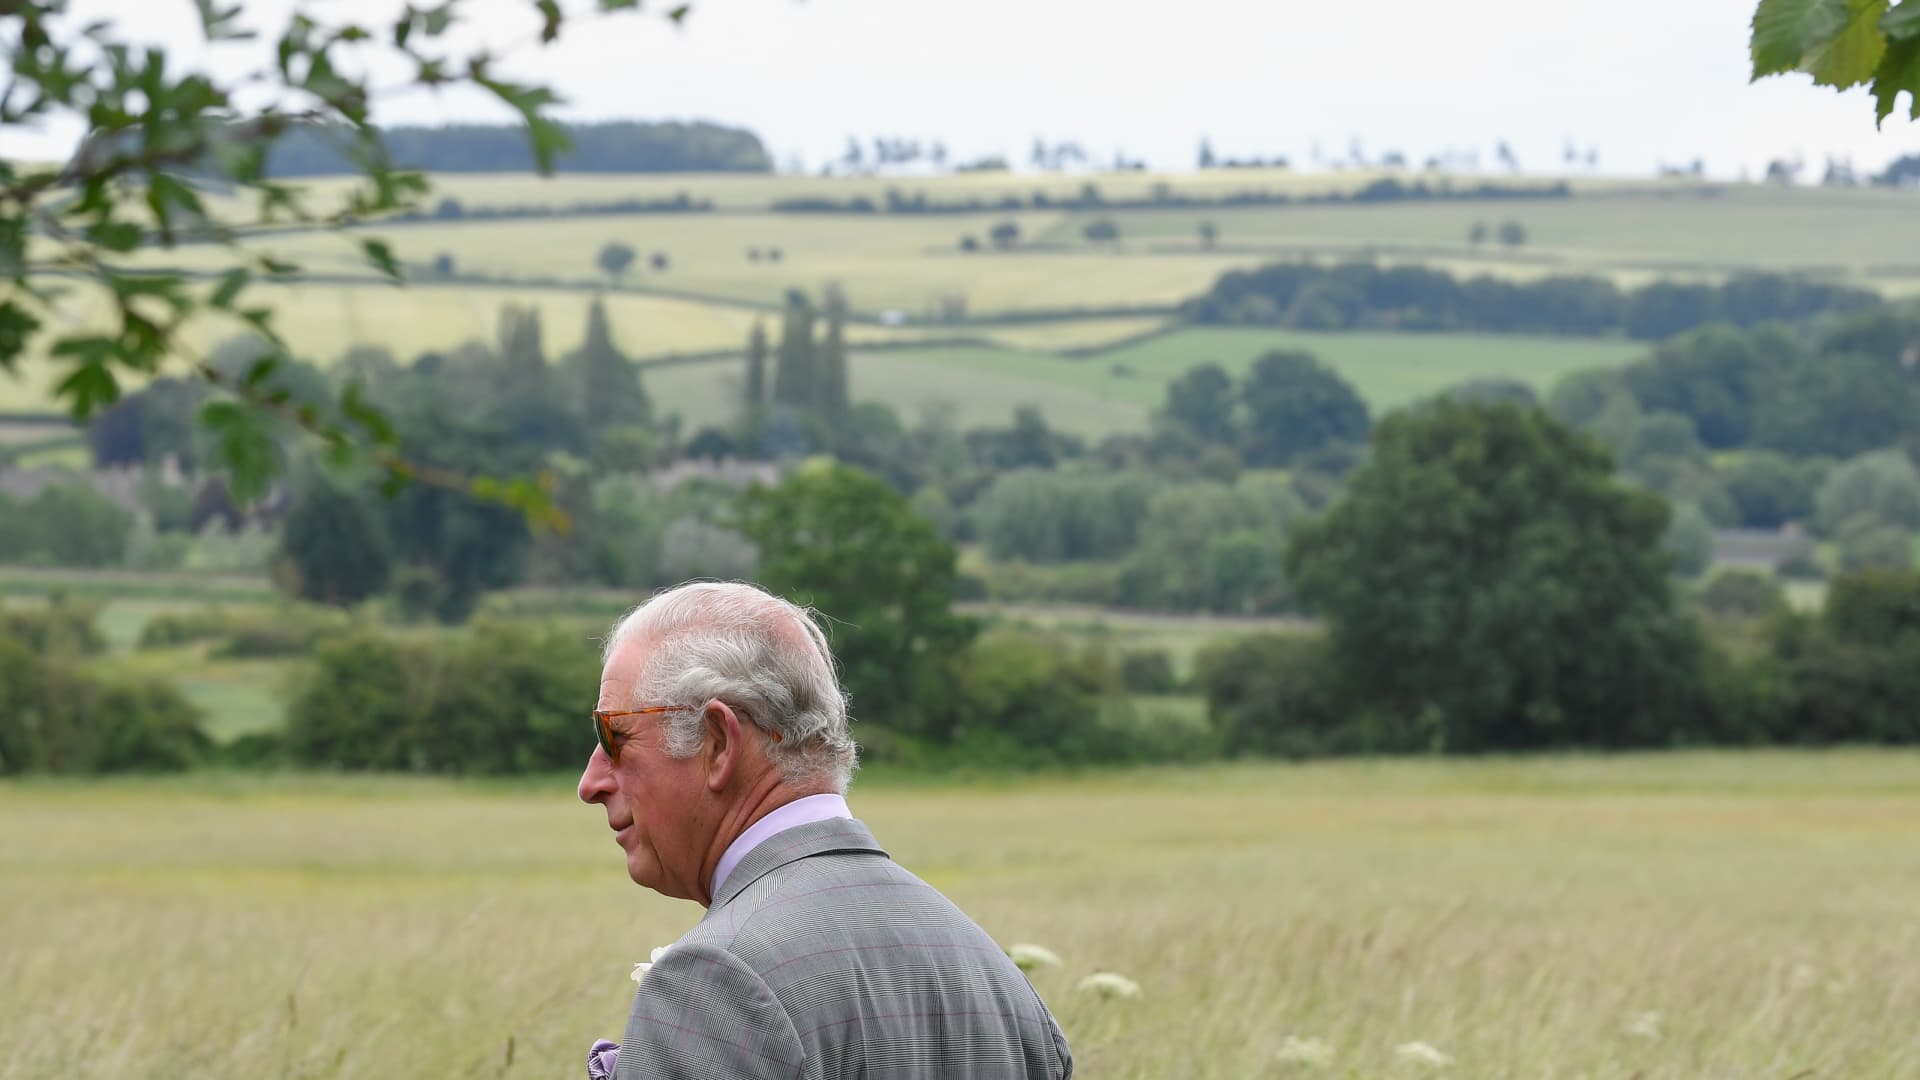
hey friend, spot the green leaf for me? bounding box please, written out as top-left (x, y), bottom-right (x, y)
top-left (536, 0), bottom-right (563, 42)
top-left (669, 5), bottom-right (690, 22)
top-left (1811, 0), bottom-right (1891, 85)
top-left (210, 267), bottom-right (250, 309)
top-left (341, 380), bottom-right (398, 446)
top-left (86, 220), bottom-right (143, 253)
top-left (242, 354), bottom-right (280, 389)
top-left (49, 341), bottom-right (122, 419)
top-left (424, 4), bottom-right (455, 35)
top-left (0, 300), bottom-right (41, 368)
top-left (360, 237), bottom-right (403, 282)
top-left (470, 472), bottom-right (568, 532)
top-left (199, 400), bottom-right (281, 503)
top-left (193, 0), bottom-right (251, 41)
top-left (1884, 0), bottom-right (1920, 40)
top-left (598, 0), bottom-right (641, 9)
top-left (0, 214), bottom-right (25, 278)
top-left (144, 173), bottom-right (205, 242)
top-left (473, 75), bottom-right (570, 172)
top-left (1873, 32), bottom-right (1920, 118)
top-left (1751, 0), bottom-right (1889, 86)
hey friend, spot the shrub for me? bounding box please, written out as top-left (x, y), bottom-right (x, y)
top-left (1721, 451), bottom-right (1820, 528)
top-left (1118, 649), bottom-right (1178, 694)
top-left (0, 482), bottom-right (135, 567)
top-left (0, 626), bottom-right (207, 774)
top-left (1195, 631), bottom-right (1352, 758)
top-left (210, 608), bottom-right (352, 659)
top-left (283, 621), bottom-right (600, 774)
top-left (1766, 575), bottom-right (1920, 744)
top-left (1, 597), bottom-right (107, 656)
top-left (1774, 545), bottom-right (1820, 580)
top-left (1092, 695), bottom-right (1221, 765)
top-left (1695, 569), bottom-right (1789, 621)
top-left (1813, 450), bottom-right (1920, 535)
top-left (284, 631), bottom-right (426, 770)
top-left (1663, 501), bottom-right (1716, 578)
top-left (137, 608), bottom-right (239, 649)
top-left (949, 628), bottom-right (1122, 765)
top-left (1835, 515), bottom-right (1915, 572)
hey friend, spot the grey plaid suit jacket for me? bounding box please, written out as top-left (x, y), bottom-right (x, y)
top-left (614, 816), bottom-right (1073, 1079)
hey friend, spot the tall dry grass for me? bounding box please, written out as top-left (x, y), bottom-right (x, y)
top-left (3, 752), bottom-right (1917, 1078)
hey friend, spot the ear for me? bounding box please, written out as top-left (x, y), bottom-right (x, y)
top-left (700, 699), bottom-right (743, 793)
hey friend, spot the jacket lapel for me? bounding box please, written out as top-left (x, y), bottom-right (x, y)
top-left (707, 816), bottom-right (888, 912)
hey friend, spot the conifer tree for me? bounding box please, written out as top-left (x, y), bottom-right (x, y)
top-left (771, 290), bottom-right (817, 411)
top-left (817, 286), bottom-right (850, 426)
top-left (566, 299), bottom-right (650, 429)
top-left (744, 321), bottom-right (769, 410)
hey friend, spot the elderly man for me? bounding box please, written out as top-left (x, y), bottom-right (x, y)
top-left (578, 581), bottom-right (1074, 1079)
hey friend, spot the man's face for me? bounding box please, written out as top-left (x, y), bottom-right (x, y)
top-left (577, 638), bottom-right (713, 900)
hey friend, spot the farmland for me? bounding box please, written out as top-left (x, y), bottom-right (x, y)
top-left (9, 171), bottom-right (1918, 430)
top-left (3, 752), bottom-right (1917, 1079)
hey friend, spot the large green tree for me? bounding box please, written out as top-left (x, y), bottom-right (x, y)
top-left (735, 463), bottom-right (977, 741)
top-left (1752, 351), bottom-right (1919, 458)
top-left (276, 475), bottom-right (393, 606)
top-left (378, 411), bottom-right (537, 622)
top-left (1285, 400), bottom-right (1708, 752)
top-left (1239, 350), bottom-right (1370, 467)
top-left (1160, 363), bottom-right (1237, 444)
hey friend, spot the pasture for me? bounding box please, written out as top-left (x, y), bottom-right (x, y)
top-left (8, 173), bottom-right (1915, 423)
top-left (642, 329), bottom-right (1647, 436)
top-left (3, 752), bottom-right (1916, 1079)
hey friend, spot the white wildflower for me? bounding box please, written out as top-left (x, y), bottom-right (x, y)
top-left (1007, 944), bottom-right (1062, 972)
top-left (630, 945), bottom-right (673, 985)
top-left (1394, 1041), bottom-right (1453, 1069)
top-left (1624, 1011), bottom-right (1662, 1041)
top-left (1074, 972), bottom-right (1141, 999)
top-left (1274, 1035), bottom-right (1335, 1069)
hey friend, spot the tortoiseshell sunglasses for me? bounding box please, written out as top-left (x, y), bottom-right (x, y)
top-left (591, 705), bottom-right (695, 761)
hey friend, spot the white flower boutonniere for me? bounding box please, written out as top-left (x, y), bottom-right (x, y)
top-left (630, 944), bottom-right (673, 986)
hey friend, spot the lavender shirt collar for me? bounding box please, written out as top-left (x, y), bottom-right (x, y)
top-left (709, 793), bottom-right (851, 902)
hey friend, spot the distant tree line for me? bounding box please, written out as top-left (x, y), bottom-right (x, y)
top-left (263, 120), bottom-right (772, 175)
top-left (1184, 262), bottom-right (1883, 339)
top-left (1199, 399), bottom-right (1920, 757)
top-left (1876, 154), bottom-right (1920, 187)
top-left (1544, 306), bottom-right (1920, 573)
top-left (770, 178), bottom-right (1572, 216)
top-left (384, 191), bottom-right (714, 226)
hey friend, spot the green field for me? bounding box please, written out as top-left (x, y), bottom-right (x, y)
top-left (644, 328), bottom-right (1647, 436)
top-left (1034, 184), bottom-right (1920, 275)
top-left (8, 172), bottom-right (1915, 423)
top-left (4, 752), bottom-right (1917, 1078)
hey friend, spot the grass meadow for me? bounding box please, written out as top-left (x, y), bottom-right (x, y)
top-left (3, 752), bottom-right (1917, 1079)
top-left (641, 329), bottom-right (1646, 436)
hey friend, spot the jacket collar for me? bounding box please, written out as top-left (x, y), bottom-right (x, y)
top-left (706, 816), bottom-right (887, 911)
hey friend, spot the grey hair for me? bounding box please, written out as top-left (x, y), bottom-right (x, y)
top-left (603, 581), bottom-right (856, 793)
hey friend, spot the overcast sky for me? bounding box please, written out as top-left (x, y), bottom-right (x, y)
top-left (4, 0), bottom-right (1915, 179)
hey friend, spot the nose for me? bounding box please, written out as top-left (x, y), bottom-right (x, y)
top-left (578, 747), bottom-right (615, 805)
